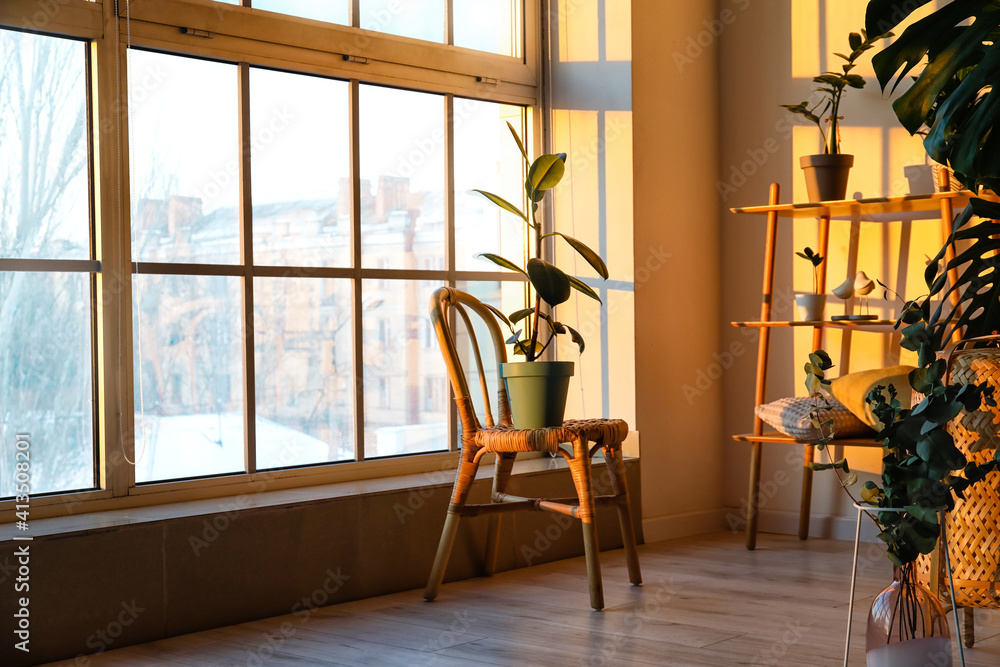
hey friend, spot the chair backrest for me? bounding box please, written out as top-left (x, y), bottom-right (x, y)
top-left (429, 286), bottom-right (512, 438)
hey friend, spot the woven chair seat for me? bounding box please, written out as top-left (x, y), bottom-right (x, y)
top-left (474, 418), bottom-right (629, 454)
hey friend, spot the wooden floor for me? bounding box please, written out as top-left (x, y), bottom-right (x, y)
top-left (46, 532), bottom-right (1000, 666)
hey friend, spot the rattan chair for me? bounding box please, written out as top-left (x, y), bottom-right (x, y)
top-left (424, 286), bottom-right (641, 610)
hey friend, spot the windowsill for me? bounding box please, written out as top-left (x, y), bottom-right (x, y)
top-left (0, 453), bottom-right (636, 542)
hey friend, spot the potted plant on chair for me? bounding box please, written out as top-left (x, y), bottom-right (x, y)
top-left (781, 29), bottom-right (890, 201)
top-left (473, 122), bottom-right (609, 428)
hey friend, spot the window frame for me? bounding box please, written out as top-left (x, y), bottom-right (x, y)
top-left (0, 0), bottom-right (543, 519)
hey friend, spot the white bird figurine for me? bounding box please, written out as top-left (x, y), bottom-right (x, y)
top-left (854, 271), bottom-right (875, 296)
top-left (854, 271), bottom-right (876, 317)
top-left (832, 278), bottom-right (855, 300)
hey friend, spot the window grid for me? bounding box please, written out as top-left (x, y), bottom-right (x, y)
top-left (0, 0), bottom-right (538, 515)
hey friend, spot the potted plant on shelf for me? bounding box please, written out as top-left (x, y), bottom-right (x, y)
top-left (795, 246), bottom-right (826, 321)
top-left (473, 122), bottom-right (608, 429)
top-left (781, 29), bottom-right (890, 202)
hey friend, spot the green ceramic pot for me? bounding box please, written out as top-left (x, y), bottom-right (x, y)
top-left (498, 361), bottom-right (574, 429)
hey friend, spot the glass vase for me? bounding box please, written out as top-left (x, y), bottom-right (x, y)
top-left (866, 563), bottom-right (951, 667)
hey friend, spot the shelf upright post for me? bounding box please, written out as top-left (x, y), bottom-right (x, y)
top-left (799, 212), bottom-right (830, 540)
top-left (936, 169), bottom-right (965, 341)
top-left (746, 183), bottom-right (781, 550)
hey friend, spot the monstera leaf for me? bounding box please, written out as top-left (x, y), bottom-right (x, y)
top-left (922, 197), bottom-right (1000, 348)
top-left (866, 0), bottom-right (1000, 190)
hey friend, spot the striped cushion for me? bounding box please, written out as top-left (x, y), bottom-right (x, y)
top-left (754, 396), bottom-right (874, 441)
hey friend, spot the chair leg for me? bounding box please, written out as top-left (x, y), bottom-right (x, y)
top-left (425, 456), bottom-right (481, 601)
top-left (603, 444), bottom-right (641, 586)
top-left (484, 453), bottom-right (516, 576)
top-left (569, 437), bottom-right (604, 611)
top-left (963, 606), bottom-right (975, 649)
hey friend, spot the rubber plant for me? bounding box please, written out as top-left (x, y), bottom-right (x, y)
top-left (473, 122), bottom-right (608, 360)
top-left (781, 29), bottom-right (889, 155)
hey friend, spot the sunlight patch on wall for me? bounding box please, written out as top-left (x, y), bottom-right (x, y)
top-left (604, 0), bottom-right (631, 62)
top-left (791, 0), bottom-right (821, 79)
top-left (552, 109), bottom-right (600, 273)
top-left (605, 111), bottom-right (633, 281)
top-left (558, 0), bottom-right (599, 62)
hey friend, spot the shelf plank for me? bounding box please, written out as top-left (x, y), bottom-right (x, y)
top-left (731, 319), bottom-right (896, 329)
top-left (732, 431), bottom-right (883, 447)
top-left (730, 190), bottom-right (998, 221)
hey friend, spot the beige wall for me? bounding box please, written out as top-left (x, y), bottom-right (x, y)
top-left (632, 0), bottom-right (725, 540)
top-left (718, 0), bottom-right (946, 540)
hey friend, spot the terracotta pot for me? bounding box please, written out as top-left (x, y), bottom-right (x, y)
top-left (800, 154), bottom-right (854, 202)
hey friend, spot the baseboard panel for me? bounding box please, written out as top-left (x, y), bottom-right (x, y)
top-left (642, 508), bottom-right (727, 543)
top-left (748, 508), bottom-right (882, 543)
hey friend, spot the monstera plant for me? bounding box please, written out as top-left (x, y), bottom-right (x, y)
top-left (866, 0), bottom-right (1000, 192)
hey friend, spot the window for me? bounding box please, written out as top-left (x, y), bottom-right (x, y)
top-left (0, 29), bottom-right (95, 498)
top-left (0, 0), bottom-right (541, 515)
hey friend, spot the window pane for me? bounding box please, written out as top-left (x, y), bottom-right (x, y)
top-left (361, 0), bottom-right (444, 42)
top-left (254, 277), bottom-right (354, 468)
top-left (131, 51), bottom-right (240, 264)
top-left (454, 0), bottom-right (521, 56)
top-left (453, 280), bottom-right (524, 429)
top-left (133, 275), bottom-right (244, 482)
top-left (251, 68), bottom-right (350, 267)
top-left (360, 86), bottom-right (445, 269)
top-left (0, 30), bottom-right (89, 260)
top-left (0, 272), bottom-right (95, 497)
top-left (454, 100), bottom-right (527, 271)
top-left (363, 280), bottom-right (446, 457)
top-left (253, 0), bottom-right (349, 24)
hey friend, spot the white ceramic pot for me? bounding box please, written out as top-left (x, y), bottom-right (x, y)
top-left (795, 294), bottom-right (826, 322)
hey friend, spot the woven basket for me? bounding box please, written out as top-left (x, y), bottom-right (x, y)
top-left (914, 341), bottom-right (1000, 610)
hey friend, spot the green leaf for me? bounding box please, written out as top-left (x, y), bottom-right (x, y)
top-left (505, 120), bottom-right (529, 165)
top-left (526, 258), bottom-right (571, 307)
top-left (567, 275), bottom-right (602, 303)
top-left (542, 232), bottom-right (609, 279)
top-left (508, 308), bottom-right (535, 324)
top-left (908, 358), bottom-right (947, 394)
top-left (478, 253), bottom-right (528, 278)
top-left (565, 324), bottom-right (585, 353)
top-left (471, 189), bottom-right (528, 225)
top-left (482, 302), bottom-right (512, 328)
top-left (904, 504), bottom-right (941, 525)
top-left (527, 154), bottom-right (566, 199)
top-left (842, 472), bottom-right (859, 487)
top-left (849, 31), bottom-right (862, 51)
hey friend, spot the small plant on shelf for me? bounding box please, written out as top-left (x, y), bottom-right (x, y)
top-left (796, 246), bottom-right (825, 294)
top-left (794, 247), bottom-right (826, 321)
